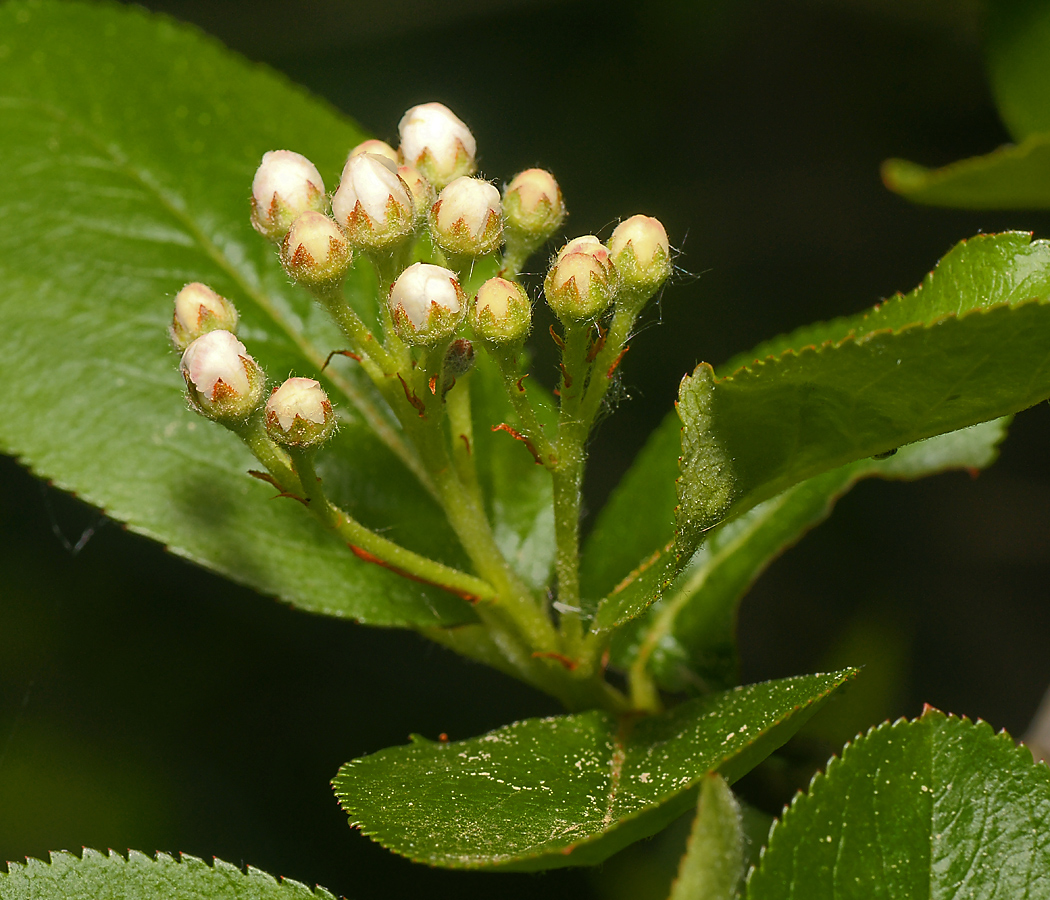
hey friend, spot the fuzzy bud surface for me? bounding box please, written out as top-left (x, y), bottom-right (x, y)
top-left (398, 102), bottom-right (476, 189)
top-left (180, 330), bottom-right (265, 421)
top-left (280, 211), bottom-right (352, 286)
top-left (397, 164), bottom-right (436, 220)
top-left (430, 176), bottom-right (503, 256)
top-left (250, 150), bottom-right (326, 242)
top-left (388, 262), bottom-right (465, 345)
top-left (503, 168), bottom-right (565, 238)
top-left (608, 214), bottom-right (671, 293)
top-left (265, 377), bottom-right (336, 447)
top-left (544, 251), bottom-right (615, 322)
top-left (472, 276), bottom-right (532, 344)
top-left (170, 282), bottom-right (239, 350)
top-left (333, 153), bottom-right (414, 248)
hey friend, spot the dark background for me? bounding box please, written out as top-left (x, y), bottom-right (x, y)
top-left (2, 1), bottom-right (1049, 898)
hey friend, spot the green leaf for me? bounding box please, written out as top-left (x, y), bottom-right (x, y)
top-left (746, 709), bottom-right (1050, 899)
top-left (882, 136), bottom-right (1050, 210)
top-left (616, 419), bottom-right (1008, 692)
top-left (0, 849), bottom-right (336, 899)
top-left (333, 669), bottom-right (855, 872)
top-left (0, 1), bottom-right (543, 627)
top-left (986, 0), bottom-right (1050, 141)
top-left (667, 774), bottom-right (744, 900)
top-left (676, 232), bottom-right (1050, 555)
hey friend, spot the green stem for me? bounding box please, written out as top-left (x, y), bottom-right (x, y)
top-left (488, 345), bottom-right (556, 466)
top-left (311, 282), bottom-right (395, 379)
top-left (290, 448), bottom-right (497, 601)
top-left (445, 373), bottom-right (484, 510)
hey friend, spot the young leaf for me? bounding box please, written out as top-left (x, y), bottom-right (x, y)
top-left (616, 419), bottom-right (1008, 692)
top-left (676, 232), bottom-right (1050, 555)
top-left (667, 774), bottom-right (744, 900)
top-left (333, 669), bottom-right (855, 872)
top-left (0, 849), bottom-right (336, 899)
top-left (0, 2), bottom-right (543, 626)
top-left (746, 709), bottom-right (1050, 899)
top-left (882, 136), bottom-right (1050, 210)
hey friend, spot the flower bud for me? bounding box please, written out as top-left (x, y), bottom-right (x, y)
top-left (544, 251), bottom-right (615, 322)
top-left (556, 234), bottom-right (612, 268)
top-left (471, 276), bottom-right (531, 344)
top-left (180, 330), bottom-right (265, 422)
top-left (388, 262), bottom-right (466, 346)
top-left (250, 150), bottom-right (326, 242)
top-left (332, 153), bottom-right (414, 249)
top-left (503, 168), bottom-right (565, 240)
top-left (279, 211), bottom-right (353, 287)
top-left (170, 282), bottom-right (239, 350)
top-left (398, 102), bottom-right (476, 189)
top-left (397, 164), bottom-right (436, 221)
top-left (443, 338), bottom-right (476, 380)
top-left (608, 214), bottom-right (672, 294)
top-left (347, 139), bottom-right (398, 164)
top-left (265, 377), bottom-right (337, 448)
top-left (429, 176), bottom-right (503, 256)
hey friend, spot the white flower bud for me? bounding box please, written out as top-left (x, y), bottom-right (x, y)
top-left (170, 282), bottom-right (239, 350)
top-left (397, 164), bottom-right (436, 221)
top-left (332, 153), bottom-right (414, 249)
top-left (429, 176), bottom-right (503, 256)
top-left (250, 150), bottom-right (326, 242)
top-left (503, 168), bottom-right (565, 239)
top-left (265, 377), bottom-right (337, 447)
top-left (397, 102), bottom-right (477, 189)
top-left (347, 139), bottom-right (398, 164)
top-left (279, 211), bottom-right (353, 287)
top-left (544, 251), bottom-right (615, 323)
top-left (556, 235), bottom-right (612, 268)
top-left (180, 330), bottom-right (265, 422)
top-left (608, 214), bottom-right (672, 293)
top-left (472, 276), bottom-right (532, 344)
top-left (388, 262), bottom-right (466, 346)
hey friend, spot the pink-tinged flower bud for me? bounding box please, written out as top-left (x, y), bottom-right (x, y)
top-left (332, 153), bottom-right (414, 249)
top-left (397, 164), bottom-right (435, 221)
top-left (279, 211), bottom-right (353, 287)
top-left (430, 176), bottom-right (503, 256)
top-left (388, 262), bottom-right (466, 345)
top-left (250, 150), bottom-right (326, 242)
top-left (608, 214), bottom-right (672, 293)
top-left (397, 102), bottom-right (477, 189)
top-left (544, 251), bottom-right (615, 323)
top-left (347, 139), bottom-right (398, 164)
top-left (170, 282), bottom-right (239, 350)
top-left (180, 330), bottom-right (266, 422)
top-left (556, 234), bottom-right (612, 268)
top-left (472, 276), bottom-right (532, 344)
top-left (265, 376), bottom-right (337, 447)
top-left (503, 168), bottom-right (565, 239)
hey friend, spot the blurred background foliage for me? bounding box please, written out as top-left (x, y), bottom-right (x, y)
top-left (1, 0), bottom-right (1048, 897)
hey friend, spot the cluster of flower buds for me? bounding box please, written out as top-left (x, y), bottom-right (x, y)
top-left (170, 283), bottom-right (338, 449)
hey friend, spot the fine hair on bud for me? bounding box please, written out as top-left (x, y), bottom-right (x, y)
top-left (347, 139), bottom-right (398, 164)
top-left (170, 282), bottom-right (239, 350)
top-left (398, 102), bottom-right (477, 189)
top-left (180, 330), bottom-right (266, 422)
top-left (250, 150), bottom-right (326, 242)
top-left (608, 214), bottom-right (672, 292)
top-left (265, 377), bottom-right (337, 448)
top-left (556, 234), bottom-right (612, 267)
top-left (388, 262), bottom-right (466, 346)
top-left (544, 251), bottom-right (615, 323)
top-left (333, 153), bottom-right (415, 249)
top-left (430, 176), bottom-right (503, 257)
top-left (503, 168), bottom-right (565, 238)
top-left (472, 276), bottom-right (532, 344)
top-left (280, 211), bottom-right (353, 287)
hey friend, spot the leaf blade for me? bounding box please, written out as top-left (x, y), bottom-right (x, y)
top-left (667, 774), bottom-right (744, 900)
top-left (333, 669), bottom-right (856, 872)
